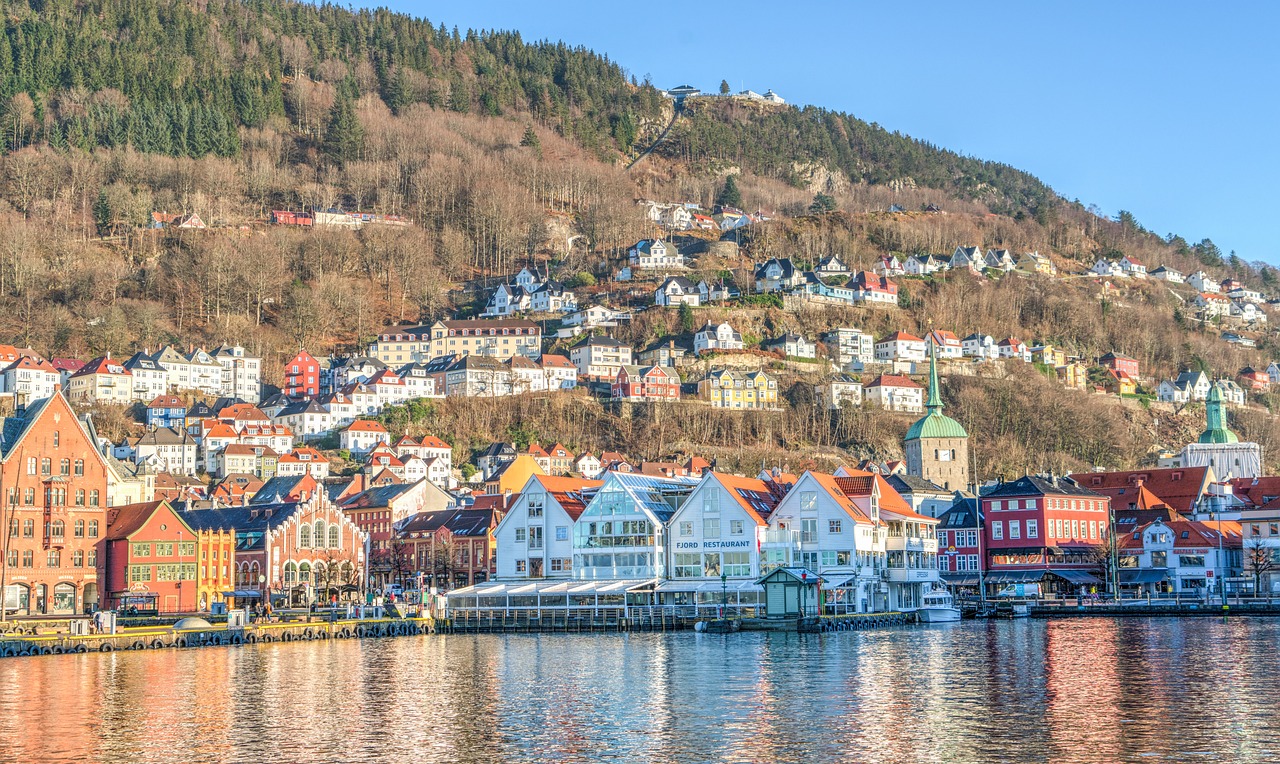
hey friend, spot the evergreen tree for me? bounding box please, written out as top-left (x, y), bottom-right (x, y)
top-left (720, 79), bottom-right (730, 95)
top-left (715, 175), bottom-right (742, 209)
top-left (323, 96), bottom-right (364, 164)
top-left (678, 302), bottom-right (695, 333)
top-left (93, 191), bottom-right (112, 237)
top-left (520, 125), bottom-right (542, 158)
top-left (809, 193), bottom-right (837, 215)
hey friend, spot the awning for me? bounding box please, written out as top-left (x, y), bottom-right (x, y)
top-left (1119, 570), bottom-right (1169, 585)
top-left (821, 573), bottom-right (860, 589)
top-left (1049, 570), bottom-right (1102, 585)
top-left (221, 589), bottom-right (263, 598)
top-left (941, 574), bottom-right (981, 586)
top-left (985, 570), bottom-right (1046, 584)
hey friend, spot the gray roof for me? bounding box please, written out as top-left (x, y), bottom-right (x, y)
top-left (885, 474), bottom-right (950, 496)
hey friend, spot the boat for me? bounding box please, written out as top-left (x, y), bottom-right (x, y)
top-left (917, 589), bottom-right (962, 623)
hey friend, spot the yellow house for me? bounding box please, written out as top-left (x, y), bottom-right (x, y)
top-left (698, 369), bottom-right (778, 410)
top-left (1032, 345), bottom-right (1066, 368)
top-left (484, 454), bottom-right (546, 494)
top-left (1056, 362), bottom-right (1088, 391)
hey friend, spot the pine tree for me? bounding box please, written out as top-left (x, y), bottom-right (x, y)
top-left (715, 175), bottom-right (742, 209)
top-left (93, 191), bottom-right (112, 237)
top-left (720, 79), bottom-right (730, 95)
top-left (678, 302), bottom-right (695, 333)
top-left (520, 124), bottom-right (541, 158)
top-left (323, 96), bottom-right (364, 164)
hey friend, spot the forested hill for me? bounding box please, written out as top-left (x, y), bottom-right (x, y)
top-left (0, 0), bottom-right (664, 156)
top-left (0, 0), bottom-right (1057, 218)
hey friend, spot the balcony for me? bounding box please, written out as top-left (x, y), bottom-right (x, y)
top-left (883, 567), bottom-right (941, 583)
top-left (886, 537), bottom-right (938, 553)
top-left (759, 529), bottom-right (799, 548)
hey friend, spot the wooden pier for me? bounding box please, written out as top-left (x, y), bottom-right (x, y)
top-left (0, 617), bottom-right (434, 658)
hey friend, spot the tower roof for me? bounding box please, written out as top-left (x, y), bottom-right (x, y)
top-left (1197, 384), bottom-right (1238, 444)
top-left (905, 344), bottom-right (968, 441)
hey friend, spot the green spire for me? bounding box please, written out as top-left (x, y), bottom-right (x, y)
top-left (1198, 384), bottom-right (1239, 444)
top-left (905, 341), bottom-right (968, 441)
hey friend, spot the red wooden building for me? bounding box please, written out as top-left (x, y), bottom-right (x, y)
top-left (1099, 352), bottom-right (1140, 380)
top-left (102, 500), bottom-right (200, 613)
top-left (612, 365), bottom-right (680, 402)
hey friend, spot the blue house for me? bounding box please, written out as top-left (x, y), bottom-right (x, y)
top-left (146, 395), bottom-right (187, 429)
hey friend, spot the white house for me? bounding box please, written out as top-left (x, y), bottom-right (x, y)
top-left (814, 255), bottom-right (851, 278)
top-left (664, 472), bottom-right (783, 599)
top-left (574, 453), bottom-right (602, 479)
top-left (1150, 266), bottom-right (1184, 283)
top-left (925, 330), bottom-right (963, 360)
top-left (849, 271), bottom-right (898, 305)
top-left (482, 283), bottom-right (531, 317)
top-left (1196, 293), bottom-right (1231, 317)
top-left (1215, 378), bottom-right (1246, 407)
top-left (569, 335), bottom-right (632, 381)
top-left (950, 246), bottom-right (983, 272)
top-left (996, 337), bottom-right (1031, 362)
top-left (339, 420), bottom-right (390, 456)
top-left (1, 356), bottom-right (61, 402)
top-left (530, 281), bottom-right (576, 313)
top-left (629, 239), bottom-right (686, 270)
top-left (1230, 301), bottom-right (1267, 324)
top-left (1228, 287), bottom-right (1265, 304)
top-left (541, 354), bottom-right (578, 390)
top-left (961, 333), bottom-right (998, 361)
top-left (763, 333), bottom-right (817, 359)
top-left (513, 266), bottom-right (547, 291)
top-left (875, 331), bottom-right (926, 363)
top-left (1119, 517), bottom-right (1240, 596)
top-left (984, 249), bottom-right (1016, 272)
top-left (905, 254), bottom-right (945, 276)
top-left (822, 328), bottom-right (876, 370)
top-left (654, 276), bottom-right (702, 307)
top-left (875, 255), bottom-right (906, 277)
top-left (1188, 271), bottom-right (1220, 293)
top-left (273, 399), bottom-right (334, 442)
top-left (754, 258), bottom-right (803, 293)
top-left (1091, 259), bottom-right (1124, 278)
top-left (693, 322), bottom-right (744, 355)
top-left (276, 446), bottom-right (331, 478)
top-left (864, 374), bottom-right (924, 413)
top-left (123, 352), bottom-right (170, 402)
top-left (1119, 256), bottom-right (1148, 279)
top-left (494, 475), bottom-right (603, 579)
top-left (814, 374), bottom-right (864, 410)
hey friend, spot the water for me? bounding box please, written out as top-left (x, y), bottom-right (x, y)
top-left (3, 618), bottom-right (1279, 763)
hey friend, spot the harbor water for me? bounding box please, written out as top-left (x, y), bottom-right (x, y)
top-left (3, 617), bottom-right (1279, 763)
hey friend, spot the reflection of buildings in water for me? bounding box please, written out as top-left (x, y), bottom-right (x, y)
top-left (1043, 619), bottom-right (1124, 760)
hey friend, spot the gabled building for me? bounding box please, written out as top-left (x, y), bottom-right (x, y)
top-left (664, 472), bottom-right (784, 596)
top-left (875, 331), bottom-right (926, 363)
top-left (613, 365), bottom-right (681, 402)
top-left (494, 475), bottom-right (601, 579)
top-left (67, 354), bottom-right (134, 405)
top-left (654, 276), bottom-right (702, 307)
top-left (123, 352), bottom-right (169, 402)
top-left (339, 420), bottom-right (389, 456)
top-left (754, 258), bottom-right (803, 293)
top-left (864, 374), bottom-right (924, 413)
top-left (146, 395), bottom-right (188, 430)
top-left (822, 328), bottom-right (875, 370)
top-left (925, 330), bottom-right (963, 360)
top-left (693, 322), bottom-right (743, 356)
top-left (628, 239), bottom-right (686, 270)
top-left (529, 281), bottom-right (576, 313)
top-left (762, 332), bottom-right (816, 359)
top-left (814, 373), bottom-right (863, 410)
top-left (282, 349), bottom-right (322, 398)
top-left (2, 355), bottom-right (62, 404)
top-left (949, 246), bottom-right (983, 272)
top-left (569, 335), bottom-right (632, 381)
top-left (849, 271), bottom-right (898, 305)
top-left (699, 369), bottom-right (777, 409)
top-left (1150, 265), bottom-right (1184, 283)
top-left (571, 472), bottom-right (698, 579)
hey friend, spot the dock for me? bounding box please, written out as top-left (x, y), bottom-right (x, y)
top-left (0, 617), bottom-right (434, 658)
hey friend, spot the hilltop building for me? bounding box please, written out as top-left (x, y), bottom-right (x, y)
top-left (904, 348), bottom-right (969, 492)
top-left (1162, 385), bottom-right (1262, 478)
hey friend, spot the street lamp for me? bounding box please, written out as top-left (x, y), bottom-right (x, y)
top-left (720, 572), bottom-right (727, 618)
top-left (258, 573), bottom-right (267, 619)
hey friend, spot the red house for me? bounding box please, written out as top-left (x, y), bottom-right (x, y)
top-left (102, 500), bottom-right (200, 613)
top-left (936, 498), bottom-right (984, 586)
top-left (982, 475), bottom-right (1112, 595)
top-left (1099, 352), bottom-right (1139, 379)
top-left (1238, 367), bottom-right (1270, 392)
top-left (612, 365), bottom-right (680, 402)
top-left (283, 349), bottom-right (321, 398)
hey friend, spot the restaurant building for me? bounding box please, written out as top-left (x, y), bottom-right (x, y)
top-left (982, 475), bottom-right (1112, 594)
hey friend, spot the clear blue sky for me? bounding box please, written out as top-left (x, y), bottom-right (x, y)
top-left (375, 1), bottom-right (1278, 263)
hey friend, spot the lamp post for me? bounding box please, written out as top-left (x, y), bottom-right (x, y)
top-left (177, 529), bottom-right (184, 614)
top-left (258, 573), bottom-right (267, 619)
top-left (720, 572), bottom-right (727, 618)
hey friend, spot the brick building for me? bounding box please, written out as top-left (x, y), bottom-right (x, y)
top-left (0, 393), bottom-right (111, 615)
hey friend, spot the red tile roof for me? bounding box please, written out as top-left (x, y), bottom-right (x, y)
top-left (866, 374), bottom-right (922, 389)
top-left (1067, 468), bottom-right (1212, 515)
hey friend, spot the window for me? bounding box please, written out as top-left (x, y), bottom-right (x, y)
top-left (50, 521), bottom-right (64, 540)
top-left (701, 553), bottom-right (721, 577)
top-left (75, 489), bottom-right (84, 506)
top-left (155, 542), bottom-right (174, 557)
top-left (52, 431), bottom-right (59, 447)
top-left (59, 459), bottom-right (70, 476)
top-left (26, 456), bottom-right (35, 475)
top-left (22, 519), bottom-right (34, 538)
top-left (328, 526), bottom-right (339, 548)
top-left (829, 520), bottom-right (843, 534)
top-left (703, 518), bottom-right (721, 539)
top-left (992, 522), bottom-right (1003, 540)
top-left (674, 553), bottom-right (701, 578)
top-left (1071, 520), bottom-right (1079, 539)
top-left (724, 552), bottom-right (750, 577)
top-left (1009, 521), bottom-right (1020, 540)
top-left (40, 458), bottom-right (50, 476)
top-left (528, 497), bottom-right (544, 518)
top-left (992, 500), bottom-right (1002, 512)
top-left (23, 488), bottom-right (33, 505)
top-left (678, 521), bottom-right (693, 537)
top-left (47, 549), bottom-right (60, 567)
top-left (801, 519), bottom-right (818, 544)
top-left (529, 527), bottom-right (544, 550)
top-left (89, 520), bottom-right (98, 538)
top-left (88, 549), bottom-right (96, 567)
top-left (73, 550), bottom-right (84, 568)
top-left (22, 550), bottom-right (32, 567)
top-left (5, 549), bottom-right (14, 567)
top-left (1026, 520), bottom-right (1038, 539)
top-left (555, 526), bottom-right (568, 542)
top-left (515, 528), bottom-right (526, 543)
top-left (1089, 522), bottom-right (1098, 540)
top-left (89, 490), bottom-right (99, 507)
top-left (74, 459), bottom-right (83, 476)
top-left (730, 520), bottom-right (744, 536)
top-left (299, 524), bottom-right (311, 548)
top-left (800, 491), bottom-right (817, 511)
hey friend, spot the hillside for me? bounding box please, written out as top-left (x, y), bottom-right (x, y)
top-left (0, 0), bottom-right (1276, 477)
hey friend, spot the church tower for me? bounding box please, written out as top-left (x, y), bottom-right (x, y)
top-left (904, 346), bottom-right (970, 490)
top-left (1173, 382), bottom-right (1262, 479)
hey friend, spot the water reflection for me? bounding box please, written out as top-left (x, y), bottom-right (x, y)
top-left (2, 619), bottom-right (1279, 763)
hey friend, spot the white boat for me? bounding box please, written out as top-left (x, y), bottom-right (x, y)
top-left (917, 590), bottom-right (962, 623)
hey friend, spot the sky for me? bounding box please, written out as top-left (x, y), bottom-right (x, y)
top-left (373, 1), bottom-right (1279, 263)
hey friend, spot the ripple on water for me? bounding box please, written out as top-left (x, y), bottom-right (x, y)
top-left (1, 619), bottom-right (1279, 763)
